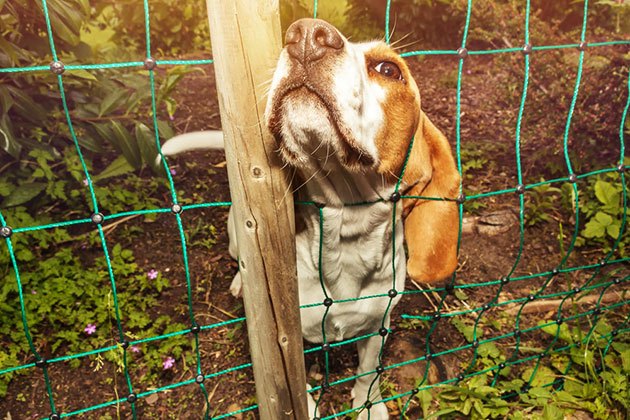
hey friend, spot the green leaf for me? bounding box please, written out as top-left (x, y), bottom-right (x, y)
top-left (109, 121), bottom-right (141, 169)
top-left (134, 122), bottom-right (158, 167)
top-left (98, 88), bottom-right (130, 117)
top-left (594, 180), bottom-right (619, 208)
top-left (92, 155), bottom-right (134, 182)
top-left (1, 182), bottom-right (47, 207)
top-left (6, 86), bottom-right (48, 125)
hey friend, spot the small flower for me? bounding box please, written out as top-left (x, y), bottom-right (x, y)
top-left (170, 168), bottom-right (177, 176)
top-left (163, 356), bottom-right (175, 370)
top-left (147, 269), bottom-right (159, 280)
top-left (31, 290), bottom-right (37, 295)
top-left (130, 345), bottom-right (141, 353)
top-left (168, 114), bottom-right (175, 121)
top-left (84, 323), bottom-right (96, 335)
top-left (82, 179), bottom-right (89, 186)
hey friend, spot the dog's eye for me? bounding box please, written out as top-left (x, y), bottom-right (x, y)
top-left (373, 61), bottom-right (402, 80)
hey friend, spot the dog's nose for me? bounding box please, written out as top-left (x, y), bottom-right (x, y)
top-left (285, 19), bottom-right (343, 64)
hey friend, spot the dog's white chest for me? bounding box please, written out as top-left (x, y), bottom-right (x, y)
top-left (296, 202), bottom-right (406, 342)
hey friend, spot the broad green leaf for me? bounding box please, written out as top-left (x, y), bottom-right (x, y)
top-left (583, 218), bottom-right (606, 238)
top-left (69, 69), bottom-right (97, 81)
top-left (134, 122), bottom-right (158, 167)
top-left (109, 121), bottom-right (141, 169)
top-left (92, 155), bottom-right (133, 182)
top-left (98, 89), bottom-right (130, 117)
top-left (594, 180), bottom-right (619, 209)
top-left (594, 212), bottom-right (613, 226)
top-left (2, 182), bottom-right (47, 207)
top-left (7, 86), bottom-right (48, 125)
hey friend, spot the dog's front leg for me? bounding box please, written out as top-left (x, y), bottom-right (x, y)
top-left (351, 322), bottom-right (390, 420)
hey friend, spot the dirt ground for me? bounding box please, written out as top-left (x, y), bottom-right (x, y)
top-left (2, 43), bottom-right (629, 419)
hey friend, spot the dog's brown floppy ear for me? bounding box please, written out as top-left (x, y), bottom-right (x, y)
top-left (402, 111), bottom-right (460, 284)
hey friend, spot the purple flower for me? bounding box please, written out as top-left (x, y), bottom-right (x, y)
top-left (82, 179), bottom-right (89, 186)
top-left (84, 323), bottom-right (96, 335)
top-left (168, 114), bottom-right (175, 121)
top-left (170, 168), bottom-right (177, 176)
top-left (31, 290), bottom-right (37, 295)
top-left (130, 345), bottom-right (141, 353)
top-left (163, 356), bottom-right (175, 370)
top-left (147, 269), bottom-right (159, 280)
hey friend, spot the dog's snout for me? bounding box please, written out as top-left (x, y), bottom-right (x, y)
top-left (285, 18), bottom-right (343, 65)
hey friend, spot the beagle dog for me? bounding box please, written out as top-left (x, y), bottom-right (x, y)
top-left (160, 18), bottom-right (460, 420)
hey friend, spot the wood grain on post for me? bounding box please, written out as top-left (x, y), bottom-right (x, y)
top-left (205, 1), bottom-right (308, 419)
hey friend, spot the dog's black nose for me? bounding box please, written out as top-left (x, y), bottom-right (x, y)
top-left (285, 19), bottom-right (343, 64)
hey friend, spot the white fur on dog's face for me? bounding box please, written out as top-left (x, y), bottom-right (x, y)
top-left (266, 27), bottom-right (421, 175)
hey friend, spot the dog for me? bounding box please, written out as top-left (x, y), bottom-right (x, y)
top-left (159, 18), bottom-right (460, 420)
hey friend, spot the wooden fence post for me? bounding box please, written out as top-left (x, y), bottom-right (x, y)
top-left (205, 1), bottom-right (308, 419)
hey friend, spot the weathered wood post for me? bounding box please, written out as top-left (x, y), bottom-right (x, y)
top-left (205, 1), bottom-right (308, 419)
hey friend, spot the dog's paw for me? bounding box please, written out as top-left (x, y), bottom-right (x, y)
top-left (306, 384), bottom-right (319, 419)
top-left (229, 272), bottom-right (243, 298)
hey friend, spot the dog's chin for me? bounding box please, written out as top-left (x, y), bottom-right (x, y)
top-left (267, 88), bottom-right (377, 173)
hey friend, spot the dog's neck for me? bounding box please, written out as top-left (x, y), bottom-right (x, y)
top-left (293, 164), bottom-right (398, 207)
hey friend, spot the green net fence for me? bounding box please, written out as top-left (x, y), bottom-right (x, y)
top-left (0, 0), bottom-right (629, 419)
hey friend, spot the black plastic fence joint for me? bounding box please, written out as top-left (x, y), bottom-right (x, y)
top-left (539, 352), bottom-right (548, 359)
top-left (412, 388), bottom-right (419, 394)
top-left (91, 212), bottom-right (104, 224)
top-left (611, 329), bottom-right (619, 337)
top-left (35, 358), bottom-right (47, 368)
top-left (456, 373), bottom-right (465, 382)
top-left (50, 60), bottom-right (65, 75)
top-left (613, 278), bottom-right (621, 285)
top-left (0, 226), bottom-right (12, 238)
top-left (314, 201), bottom-right (326, 209)
top-left (568, 173), bottom-right (578, 183)
top-left (513, 329), bottom-right (522, 338)
top-left (49, 414), bottom-right (61, 420)
top-left (456, 47), bottom-right (468, 59)
top-left (592, 308), bottom-right (602, 316)
top-left (455, 193), bottom-right (466, 204)
top-left (120, 340), bottom-right (130, 349)
top-left (389, 191), bottom-right (401, 203)
top-left (551, 268), bottom-right (560, 276)
top-left (577, 41), bottom-right (588, 51)
top-left (501, 276), bottom-right (510, 285)
top-left (471, 340), bottom-right (479, 348)
top-left (388, 288), bottom-right (398, 298)
top-left (521, 384), bottom-right (530, 393)
top-left (482, 303), bottom-right (491, 312)
top-left (190, 325), bottom-right (201, 334)
top-left (171, 203), bottom-right (183, 214)
top-left (144, 57), bottom-right (157, 70)
top-left (433, 312), bottom-right (441, 320)
top-left (599, 260), bottom-right (607, 267)
top-left (376, 365), bottom-right (385, 374)
top-left (573, 287), bottom-right (581, 294)
top-left (617, 163), bottom-right (626, 173)
top-left (522, 43), bottom-right (533, 55)
top-left (321, 343), bottom-right (331, 352)
top-left (556, 316), bottom-right (564, 325)
top-left (426, 353), bottom-right (433, 361)
top-left (378, 327), bottom-right (389, 337)
top-left (364, 401), bottom-right (373, 409)
top-left (323, 297), bottom-right (333, 307)
top-left (195, 374), bottom-right (205, 384)
top-left (321, 382), bottom-right (330, 393)
top-left (527, 294), bottom-right (536, 302)
top-left (127, 393), bottom-right (137, 403)
top-left (498, 362), bottom-right (506, 369)
top-left (515, 184), bottom-right (526, 195)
